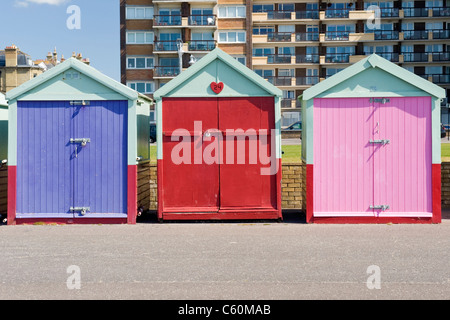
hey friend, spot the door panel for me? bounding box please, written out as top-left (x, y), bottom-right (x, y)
top-left (373, 97), bottom-right (432, 216)
top-left (72, 101), bottom-right (128, 217)
top-left (314, 98), bottom-right (375, 216)
top-left (218, 97), bottom-right (277, 210)
top-left (17, 101), bottom-right (73, 217)
top-left (162, 98), bottom-right (220, 212)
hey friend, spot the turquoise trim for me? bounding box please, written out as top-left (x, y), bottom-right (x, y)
top-left (302, 54), bottom-right (445, 101)
top-left (432, 97), bottom-right (441, 164)
top-left (154, 48), bottom-right (282, 100)
top-left (156, 99), bottom-right (163, 160)
top-left (7, 100), bottom-right (17, 166)
top-left (303, 99), bottom-right (314, 165)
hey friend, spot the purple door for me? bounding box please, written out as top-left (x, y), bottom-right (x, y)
top-left (17, 101), bottom-right (127, 218)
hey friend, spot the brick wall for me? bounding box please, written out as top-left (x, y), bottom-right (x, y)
top-left (442, 162), bottom-right (450, 208)
top-left (281, 163), bottom-right (303, 209)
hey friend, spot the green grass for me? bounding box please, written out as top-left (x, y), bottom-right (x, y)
top-left (442, 143), bottom-right (450, 161)
top-left (281, 145), bottom-right (302, 163)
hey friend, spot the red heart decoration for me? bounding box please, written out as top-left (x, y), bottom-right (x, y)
top-left (210, 82), bottom-right (224, 94)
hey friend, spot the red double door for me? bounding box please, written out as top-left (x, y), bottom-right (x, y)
top-left (160, 97), bottom-right (280, 220)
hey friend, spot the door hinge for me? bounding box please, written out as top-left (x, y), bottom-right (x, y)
top-left (370, 98), bottom-right (390, 104)
top-left (370, 205), bottom-right (390, 211)
top-left (70, 100), bottom-right (90, 106)
top-left (370, 139), bottom-right (390, 145)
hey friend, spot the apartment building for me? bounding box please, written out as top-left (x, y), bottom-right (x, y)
top-left (120, 0), bottom-right (450, 127)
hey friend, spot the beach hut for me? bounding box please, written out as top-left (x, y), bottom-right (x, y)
top-left (0, 93), bottom-right (7, 215)
top-left (6, 58), bottom-right (152, 225)
top-left (154, 48), bottom-right (283, 221)
top-left (301, 54), bottom-right (446, 223)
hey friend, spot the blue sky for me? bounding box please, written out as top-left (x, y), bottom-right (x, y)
top-left (0, 0), bottom-right (120, 81)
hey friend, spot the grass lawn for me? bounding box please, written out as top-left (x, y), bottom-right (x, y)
top-left (442, 143), bottom-right (450, 162)
top-left (150, 144), bottom-right (450, 164)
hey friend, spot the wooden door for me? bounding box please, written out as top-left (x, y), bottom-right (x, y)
top-left (162, 98), bottom-right (220, 213)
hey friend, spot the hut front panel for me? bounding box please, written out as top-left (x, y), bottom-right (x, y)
top-left (16, 101), bottom-right (128, 218)
top-left (313, 97), bottom-right (432, 217)
top-left (162, 97), bottom-right (220, 213)
top-left (218, 97), bottom-right (278, 211)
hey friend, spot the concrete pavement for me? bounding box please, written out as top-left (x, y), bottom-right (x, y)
top-left (0, 211), bottom-right (449, 300)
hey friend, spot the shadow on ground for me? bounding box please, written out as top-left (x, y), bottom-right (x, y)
top-left (136, 209), bottom-right (307, 224)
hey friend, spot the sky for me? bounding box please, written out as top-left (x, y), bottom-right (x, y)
top-left (0, 0), bottom-right (120, 81)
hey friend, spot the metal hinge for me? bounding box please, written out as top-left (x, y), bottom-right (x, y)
top-left (370, 205), bottom-right (390, 211)
top-left (70, 100), bottom-right (90, 106)
top-left (370, 98), bottom-right (390, 104)
top-left (70, 207), bottom-right (91, 216)
top-left (370, 139), bottom-right (390, 145)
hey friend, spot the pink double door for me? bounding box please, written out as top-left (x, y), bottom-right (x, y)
top-left (314, 97), bottom-right (432, 217)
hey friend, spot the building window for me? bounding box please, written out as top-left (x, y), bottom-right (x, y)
top-left (232, 55), bottom-right (246, 65)
top-left (127, 82), bottom-right (155, 94)
top-left (253, 26), bottom-right (275, 35)
top-left (126, 31), bottom-right (154, 44)
top-left (218, 31), bottom-right (246, 43)
top-left (218, 6), bottom-right (246, 18)
top-left (127, 56), bottom-right (154, 69)
top-left (126, 6), bottom-right (154, 19)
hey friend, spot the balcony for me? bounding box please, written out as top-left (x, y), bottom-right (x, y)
top-left (431, 30), bottom-right (450, 39)
top-left (267, 10), bottom-right (293, 20)
top-left (188, 40), bottom-right (216, 51)
top-left (153, 15), bottom-right (182, 26)
top-left (267, 54), bottom-right (292, 64)
top-left (188, 15), bottom-right (216, 26)
top-left (268, 32), bottom-right (292, 42)
top-left (324, 31), bottom-right (349, 41)
top-left (370, 52), bottom-right (399, 62)
top-left (403, 7), bottom-right (429, 17)
top-left (374, 30), bottom-right (399, 40)
top-left (281, 99), bottom-right (295, 108)
top-left (402, 52), bottom-right (429, 62)
top-left (403, 30), bottom-right (429, 40)
top-left (432, 7), bottom-right (450, 16)
top-left (295, 32), bottom-right (319, 42)
top-left (324, 53), bottom-right (351, 63)
top-left (421, 74), bottom-right (450, 84)
top-left (430, 52), bottom-right (450, 62)
top-left (153, 66), bottom-right (181, 78)
top-left (296, 11), bottom-right (319, 19)
top-left (266, 76), bottom-right (293, 86)
top-left (154, 41), bottom-right (179, 52)
top-left (296, 76), bottom-right (319, 86)
top-left (324, 9), bottom-right (349, 18)
top-left (380, 8), bottom-right (400, 17)
top-left (296, 55), bottom-right (320, 64)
